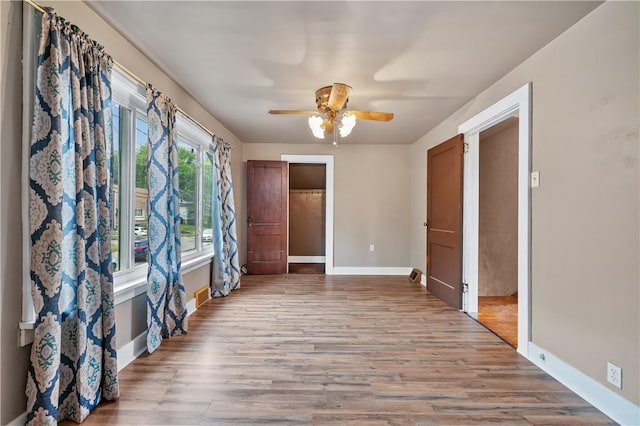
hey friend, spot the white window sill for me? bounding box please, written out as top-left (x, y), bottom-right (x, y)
top-left (19, 252), bottom-right (213, 346)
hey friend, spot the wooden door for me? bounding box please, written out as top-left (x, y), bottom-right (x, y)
top-left (427, 135), bottom-right (464, 309)
top-left (246, 160), bottom-right (288, 274)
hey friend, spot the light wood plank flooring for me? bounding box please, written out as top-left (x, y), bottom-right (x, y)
top-left (68, 275), bottom-right (613, 425)
top-left (478, 295), bottom-right (519, 348)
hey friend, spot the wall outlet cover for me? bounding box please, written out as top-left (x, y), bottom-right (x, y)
top-left (607, 362), bottom-right (622, 389)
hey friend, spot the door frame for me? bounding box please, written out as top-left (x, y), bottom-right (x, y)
top-left (458, 83), bottom-right (531, 357)
top-left (281, 155), bottom-right (334, 275)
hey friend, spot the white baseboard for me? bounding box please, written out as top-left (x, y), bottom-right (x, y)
top-left (528, 342), bottom-right (639, 425)
top-left (288, 256), bottom-right (326, 263)
top-left (419, 274), bottom-right (427, 287)
top-left (332, 267), bottom-right (412, 276)
top-left (7, 411), bottom-right (27, 426)
top-left (186, 297), bottom-right (196, 316)
top-left (117, 331), bottom-right (147, 372)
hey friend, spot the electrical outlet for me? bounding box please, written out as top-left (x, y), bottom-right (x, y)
top-left (607, 362), bottom-right (622, 389)
top-left (369, 244), bottom-right (375, 252)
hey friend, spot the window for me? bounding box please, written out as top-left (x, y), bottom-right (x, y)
top-left (202, 152), bottom-right (214, 249)
top-left (133, 116), bottom-right (149, 266)
top-left (177, 140), bottom-right (197, 253)
top-left (109, 69), bottom-right (215, 286)
top-left (175, 114), bottom-right (217, 255)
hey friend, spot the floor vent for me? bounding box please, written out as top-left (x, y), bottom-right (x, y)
top-left (194, 285), bottom-right (210, 309)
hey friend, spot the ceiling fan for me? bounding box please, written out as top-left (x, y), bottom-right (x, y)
top-left (269, 83), bottom-right (394, 141)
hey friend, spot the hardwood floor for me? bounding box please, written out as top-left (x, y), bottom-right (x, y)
top-left (67, 275), bottom-right (613, 425)
top-left (478, 296), bottom-right (518, 348)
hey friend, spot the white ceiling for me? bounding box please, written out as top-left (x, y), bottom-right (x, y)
top-left (88, 1), bottom-right (601, 145)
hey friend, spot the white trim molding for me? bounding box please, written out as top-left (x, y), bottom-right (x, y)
top-left (117, 297), bottom-right (198, 372)
top-left (7, 412), bottom-right (27, 426)
top-left (529, 342), bottom-right (640, 425)
top-left (281, 155), bottom-right (335, 274)
top-left (332, 267), bottom-right (412, 276)
top-left (288, 256), bottom-right (326, 263)
top-left (116, 331), bottom-right (148, 373)
top-left (458, 82), bottom-right (532, 358)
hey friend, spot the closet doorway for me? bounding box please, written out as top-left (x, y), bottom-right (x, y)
top-left (281, 155), bottom-right (335, 275)
top-left (288, 163), bottom-right (326, 273)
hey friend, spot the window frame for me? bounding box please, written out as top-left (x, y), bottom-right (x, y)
top-left (110, 69), bottom-right (150, 291)
top-left (110, 70), bottom-right (215, 303)
top-left (175, 113), bottom-right (216, 260)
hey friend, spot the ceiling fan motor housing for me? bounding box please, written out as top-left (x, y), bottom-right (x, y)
top-left (315, 85), bottom-right (350, 113)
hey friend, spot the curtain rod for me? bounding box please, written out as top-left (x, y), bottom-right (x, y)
top-left (23, 0), bottom-right (218, 141)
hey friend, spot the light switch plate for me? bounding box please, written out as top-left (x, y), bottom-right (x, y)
top-left (531, 171), bottom-right (540, 188)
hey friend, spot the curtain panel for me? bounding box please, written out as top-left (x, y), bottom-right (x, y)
top-left (145, 86), bottom-right (188, 353)
top-left (27, 10), bottom-right (118, 424)
top-left (211, 136), bottom-right (241, 297)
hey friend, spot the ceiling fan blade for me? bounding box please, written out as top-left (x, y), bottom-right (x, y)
top-left (327, 83), bottom-right (352, 111)
top-left (269, 110), bottom-right (319, 115)
top-left (348, 110), bottom-right (394, 121)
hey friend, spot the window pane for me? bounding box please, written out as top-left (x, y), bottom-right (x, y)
top-left (177, 140), bottom-right (197, 252)
top-left (202, 152), bottom-right (214, 249)
top-left (111, 104), bottom-right (121, 272)
top-left (134, 117), bottom-right (149, 265)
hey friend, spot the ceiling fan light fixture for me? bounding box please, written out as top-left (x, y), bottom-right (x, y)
top-left (272, 83), bottom-right (393, 142)
top-left (339, 112), bottom-right (356, 138)
top-left (308, 115), bottom-right (325, 139)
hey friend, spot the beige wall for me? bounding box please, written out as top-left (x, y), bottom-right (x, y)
top-left (243, 143), bottom-right (411, 268)
top-left (478, 120), bottom-right (519, 296)
top-left (410, 1), bottom-right (639, 404)
top-left (0, 1), bottom-right (245, 422)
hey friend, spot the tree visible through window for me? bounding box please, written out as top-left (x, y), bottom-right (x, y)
top-left (178, 140), bottom-right (197, 252)
top-left (202, 152), bottom-right (214, 249)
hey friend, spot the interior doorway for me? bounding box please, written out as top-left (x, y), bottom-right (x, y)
top-left (458, 83), bottom-right (531, 357)
top-left (288, 163), bottom-right (326, 274)
top-left (281, 155), bottom-right (335, 275)
top-left (476, 117), bottom-right (519, 347)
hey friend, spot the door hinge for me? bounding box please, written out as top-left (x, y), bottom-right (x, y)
top-left (463, 143), bottom-right (469, 154)
top-left (462, 282), bottom-right (469, 293)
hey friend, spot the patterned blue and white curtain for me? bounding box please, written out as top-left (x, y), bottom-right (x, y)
top-left (27, 10), bottom-right (118, 424)
top-left (211, 136), bottom-right (241, 297)
top-left (145, 86), bottom-right (188, 353)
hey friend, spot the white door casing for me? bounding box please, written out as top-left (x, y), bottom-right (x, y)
top-left (281, 155), bottom-right (334, 275)
top-left (458, 83), bottom-right (531, 357)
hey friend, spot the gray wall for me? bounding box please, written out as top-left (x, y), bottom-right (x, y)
top-left (478, 120), bottom-right (519, 297)
top-left (409, 1), bottom-right (639, 404)
top-left (1, 2), bottom-right (32, 422)
top-left (115, 264), bottom-right (210, 351)
top-left (243, 144), bottom-right (411, 268)
top-left (0, 1), bottom-right (245, 422)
